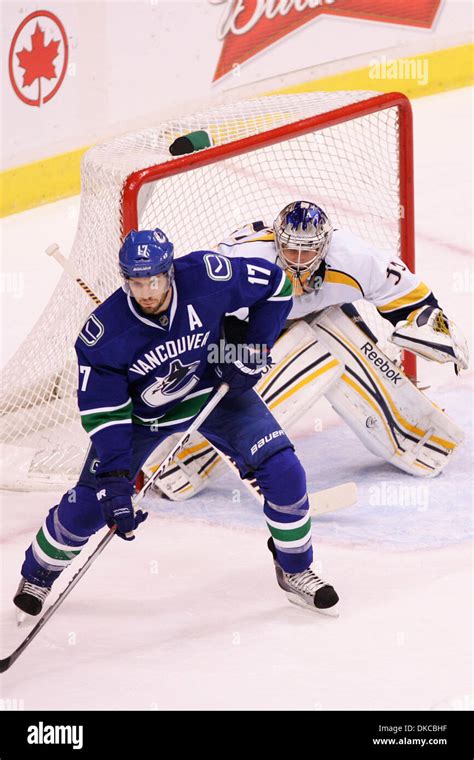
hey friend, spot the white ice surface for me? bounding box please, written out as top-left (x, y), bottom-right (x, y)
top-left (0, 88), bottom-right (472, 710)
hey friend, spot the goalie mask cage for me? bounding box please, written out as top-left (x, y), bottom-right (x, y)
top-left (0, 90), bottom-right (415, 490)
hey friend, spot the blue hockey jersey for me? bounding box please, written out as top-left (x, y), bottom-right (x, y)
top-left (75, 251), bottom-right (292, 474)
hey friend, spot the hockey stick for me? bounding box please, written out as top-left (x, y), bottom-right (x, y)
top-left (0, 528), bottom-right (115, 675)
top-left (47, 242), bottom-right (358, 516)
top-left (46, 243), bottom-right (102, 304)
top-left (0, 382), bottom-right (229, 674)
top-left (310, 481), bottom-right (357, 515)
top-left (215, 448), bottom-right (357, 517)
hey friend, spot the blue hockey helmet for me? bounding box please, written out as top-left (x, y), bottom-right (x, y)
top-left (119, 228), bottom-right (174, 280)
top-left (274, 201), bottom-right (333, 294)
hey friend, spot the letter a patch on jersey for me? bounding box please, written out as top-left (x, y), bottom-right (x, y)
top-left (187, 304), bottom-right (203, 330)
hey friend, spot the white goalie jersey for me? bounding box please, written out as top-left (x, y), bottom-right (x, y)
top-left (216, 223), bottom-right (433, 324)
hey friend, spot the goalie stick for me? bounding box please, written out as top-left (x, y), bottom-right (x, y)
top-left (0, 382), bottom-right (230, 674)
top-left (47, 242), bottom-right (357, 516)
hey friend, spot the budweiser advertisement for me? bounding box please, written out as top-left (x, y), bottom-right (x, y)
top-left (213, 0), bottom-right (443, 80)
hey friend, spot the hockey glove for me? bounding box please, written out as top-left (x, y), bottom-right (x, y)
top-left (96, 474), bottom-right (148, 541)
top-left (215, 346), bottom-right (270, 399)
top-left (391, 305), bottom-right (469, 374)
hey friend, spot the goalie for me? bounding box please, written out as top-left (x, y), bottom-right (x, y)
top-left (148, 201), bottom-right (468, 500)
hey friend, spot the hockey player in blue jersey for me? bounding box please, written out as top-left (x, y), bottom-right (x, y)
top-left (13, 228), bottom-right (339, 620)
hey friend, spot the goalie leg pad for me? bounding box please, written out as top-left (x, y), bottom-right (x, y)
top-left (311, 307), bottom-right (464, 477)
top-left (256, 320), bottom-right (343, 427)
top-left (141, 432), bottom-right (222, 501)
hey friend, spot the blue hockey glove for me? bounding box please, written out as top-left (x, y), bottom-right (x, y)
top-left (96, 475), bottom-right (148, 541)
top-left (215, 346), bottom-right (271, 399)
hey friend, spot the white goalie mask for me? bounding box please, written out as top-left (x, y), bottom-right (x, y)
top-left (274, 201), bottom-right (333, 295)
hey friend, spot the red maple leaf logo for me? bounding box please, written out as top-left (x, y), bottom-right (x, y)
top-left (16, 22), bottom-right (60, 94)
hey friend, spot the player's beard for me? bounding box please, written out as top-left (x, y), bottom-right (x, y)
top-left (137, 286), bottom-right (172, 314)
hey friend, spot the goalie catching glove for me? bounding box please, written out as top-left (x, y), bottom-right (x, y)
top-left (391, 305), bottom-right (469, 373)
top-left (96, 473), bottom-right (148, 540)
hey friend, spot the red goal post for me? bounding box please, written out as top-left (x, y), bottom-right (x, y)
top-left (122, 92), bottom-right (416, 379)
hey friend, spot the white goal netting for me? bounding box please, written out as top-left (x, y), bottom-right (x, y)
top-left (0, 91), bottom-right (413, 490)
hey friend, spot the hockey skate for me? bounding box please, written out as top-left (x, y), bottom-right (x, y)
top-left (13, 578), bottom-right (51, 624)
top-left (267, 538), bottom-right (339, 616)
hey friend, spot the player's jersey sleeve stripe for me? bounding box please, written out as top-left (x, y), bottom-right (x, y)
top-left (324, 269), bottom-right (364, 295)
top-left (267, 272), bottom-right (293, 301)
top-left (79, 398), bottom-right (132, 416)
top-left (81, 400), bottom-right (133, 434)
top-left (376, 282), bottom-right (431, 313)
top-left (85, 419), bottom-right (132, 436)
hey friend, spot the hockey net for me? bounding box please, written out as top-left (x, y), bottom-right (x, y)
top-left (0, 91), bottom-right (415, 490)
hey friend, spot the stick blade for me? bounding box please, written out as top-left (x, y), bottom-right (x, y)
top-left (0, 655), bottom-right (14, 674)
top-left (309, 482), bottom-right (357, 516)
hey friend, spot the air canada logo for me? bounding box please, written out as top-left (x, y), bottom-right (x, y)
top-left (141, 359), bottom-right (201, 407)
top-left (212, 0), bottom-right (442, 81)
top-left (9, 10), bottom-right (69, 107)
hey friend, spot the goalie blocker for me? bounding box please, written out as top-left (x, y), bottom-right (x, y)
top-left (143, 308), bottom-right (463, 496)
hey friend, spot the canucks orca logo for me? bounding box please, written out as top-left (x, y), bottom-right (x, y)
top-left (141, 359), bottom-right (200, 407)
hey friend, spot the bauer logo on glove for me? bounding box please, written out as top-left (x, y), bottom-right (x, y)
top-left (96, 475), bottom-right (148, 541)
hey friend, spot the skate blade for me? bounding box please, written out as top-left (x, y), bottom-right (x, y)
top-left (286, 591), bottom-right (340, 618)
